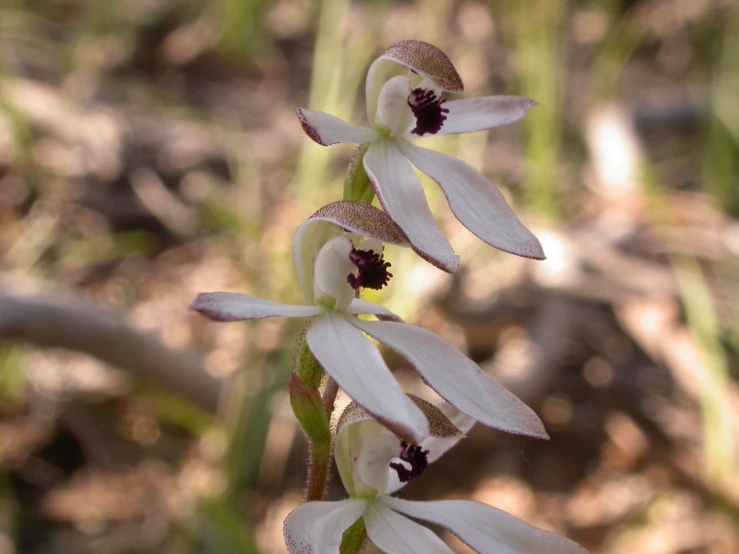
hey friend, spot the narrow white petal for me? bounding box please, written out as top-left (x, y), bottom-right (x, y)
top-left (347, 299), bottom-right (403, 322)
top-left (416, 96), bottom-right (536, 137)
top-left (397, 141), bottom-right (545, 260)
top-left (363, 140), bottom-right (459, 273)
top-left (364, 501), bottom-right (455, 554)
top-left (283, 499), bottom-right (367, 554)
top-left (296, 108), bottom-right (378, 146)
top-left (384, 498), bottom-right (589, 554)
top-left (189, 292), bottom-right (323, 321)
top-left (306, 313), bottom-right (429, 443)
top-left (350, 319), bottom-right (548, 439)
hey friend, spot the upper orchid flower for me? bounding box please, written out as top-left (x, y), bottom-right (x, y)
top-left (296, 40), bottom-right (545, 273)
top-left (190, 201), bottom-right (546, 444)
top-left (284, 401), bottom-right (588, 554)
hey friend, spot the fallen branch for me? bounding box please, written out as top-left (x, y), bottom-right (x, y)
top-left (0, 293), bottom-right (221, 414)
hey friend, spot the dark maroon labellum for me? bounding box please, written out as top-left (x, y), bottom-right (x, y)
top-left (408, 87), bottom-right (449, 136)
top-left (347, 247), bottom-right (393, 290)
top-left (389, 441), bottom-right (429, 483)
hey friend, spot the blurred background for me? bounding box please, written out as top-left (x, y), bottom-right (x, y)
top-left (0, 0), bottom-right (738, 552)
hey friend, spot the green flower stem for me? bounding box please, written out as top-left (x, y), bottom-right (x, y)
top-left (291, 142), bottom-right (376, 513)
top-left (292, 321), bottom-right (331, 500)
top-left (343, 144), bottom-right (375, 204)
top-left (294, 322), bottom-right (323, 387)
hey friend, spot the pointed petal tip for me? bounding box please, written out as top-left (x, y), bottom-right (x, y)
top-left (411, 248), bottom-right (460, 274)
top-left (189, 292), bottom-right (220, 319)
top-left (295, 106), bottom-right (326, 146)
top-left (491, 235), bottom-right (546, 261)
top-left (523, 97), bottom-right (539, 110)
top-left (296, 108), bottom-right (378, 147)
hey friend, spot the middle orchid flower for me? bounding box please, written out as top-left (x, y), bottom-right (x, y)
top-left (190, 202), bottom-right (546, 444)
top-left (297, 40), bottom-right (545, 273)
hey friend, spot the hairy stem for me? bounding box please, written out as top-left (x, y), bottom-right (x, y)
top-left (343, 144), bottom-right (375, 203)
top-left (305, 439), bottom-right (331, 501)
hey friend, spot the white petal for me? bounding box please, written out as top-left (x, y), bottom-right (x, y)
top-left (364, 501), bottom-right (455, 554)
top-left (313, 236), bottom-right (356, 312)
top-left (283, 499), bottom-right (368, 554)
top-left (384, 498), bottom-right (589, 554)
top-left (375, 76), bottom-right (415, 137)
top-left (347, 299), bottom-right (403, 322)
top-left (306, 312), bottom-right (429, 443)
top-left (417, 96), bottom-right (536, 137)
top-left (363, 140), bottom-right (459, 273)
top-left (296, 108), bottom-right (378, 146)
top-left (189, 292), bottom-right (323, 321)
top-left (350, 319), bottom-right (548, 439)
top-left (397, 141), bottom-right (545, 260)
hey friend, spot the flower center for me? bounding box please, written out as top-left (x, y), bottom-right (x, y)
top-left (389, 441), bottom-right (429, 483)
top-left (347, 247), bottom-right (393, 290)
top-left (407, 87), bottom-right (449, 136)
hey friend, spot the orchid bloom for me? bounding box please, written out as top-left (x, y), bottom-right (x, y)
top-left (284, 401), bottom-right (588, 554)
top-left (190, 201), bottom-right (546, 444)
top-left (296, 40), bottom-right (545, 273)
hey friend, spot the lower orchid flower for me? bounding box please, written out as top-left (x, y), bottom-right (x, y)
top-left (284, 401), bottom-right (588, 554)
top-left (190, 202), bottom-right (546, 444)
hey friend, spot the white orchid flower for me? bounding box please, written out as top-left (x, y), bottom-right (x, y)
top-left (296, 40), bottom-right (545, 273)
top-left (190, 201), bottom-right (546, 444)
top-left (284, 401), bottom-right (588, 554)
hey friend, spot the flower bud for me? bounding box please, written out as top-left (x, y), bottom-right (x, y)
top-left (289, 372), bottom-right (330, 446)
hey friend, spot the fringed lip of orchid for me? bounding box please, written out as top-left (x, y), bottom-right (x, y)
top-left (283, 401), bottom-right (590, 554)
top-left (295, 39), bottom-right (546, 269)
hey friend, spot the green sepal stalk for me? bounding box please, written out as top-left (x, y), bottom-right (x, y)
top-left (339, 517), bottom-right (367, 554)
top-left (289, 373), bottom-right (331, 447)
top-left (343, 144), bottom-right (375, 204)
top-left (294, 320), bottom-right (323, 387)
top-left (289, 372), bottom-right (332, 500)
